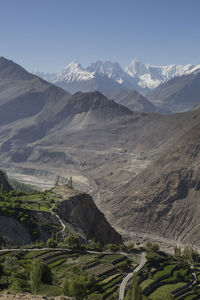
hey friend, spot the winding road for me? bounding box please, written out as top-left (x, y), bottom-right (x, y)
top-left (49, 204), bottom-right (66, 235)
top-left (55, 213), bottom-right (66, 234)
top-left (118, 252), bottom-right (146, 300)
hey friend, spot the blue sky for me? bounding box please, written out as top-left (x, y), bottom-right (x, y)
top-left (1, 0), bottom-right (200, 72)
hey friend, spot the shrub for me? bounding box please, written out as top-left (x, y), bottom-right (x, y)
top-left (65, 234), bottom-right (80, 249)
top-left (47, 238), bottom-right (57, 248)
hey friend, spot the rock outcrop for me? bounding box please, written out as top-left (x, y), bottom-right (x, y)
top-left (53, 185), bottom-right (122, 245)
top-left (0, 170), bottom-right (12, 192)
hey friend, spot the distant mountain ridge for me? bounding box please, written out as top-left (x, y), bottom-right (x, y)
top-left (32, 59), bottom-right (200, 93)
top-left (105, 88), bottom-right (157, 113)
top-left (147, 68), bottom-right (200, 112)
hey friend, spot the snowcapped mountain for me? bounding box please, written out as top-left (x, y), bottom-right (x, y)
top-left (125, 59), bottom-right (196, 89)
top-left (52, 61), bottom-right (123, 94)
top-left (57, 61), bottom-right (95, 82)
top-left (87, 61), bottom-right (127, 83)
top-left (33, 59), bottom-right (200, 93)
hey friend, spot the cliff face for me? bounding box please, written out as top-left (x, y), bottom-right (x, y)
top-left (0, 170), bottom-right (12, 192)
top-left (0, 183), bottom-right (122, 246)
top-left (54, 185), bottom-right (122, 245)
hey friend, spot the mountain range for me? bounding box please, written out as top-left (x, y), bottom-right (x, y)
top-left (2, 56), bottom-right (200, 249)
top-left (33, 59), bottom-right (200, 94)
top-left (147, 67), bottom-right (200, 112)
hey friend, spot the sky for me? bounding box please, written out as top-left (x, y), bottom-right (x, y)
top-left (0, 0), bottom-right (200, 72)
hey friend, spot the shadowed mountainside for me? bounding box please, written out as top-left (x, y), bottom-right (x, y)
top-left (147, 68), bottom-right (200, 113)
top-left (105, 88), bottom-right (157, 113)
top-left (0, 169), bottom-right (12, 192)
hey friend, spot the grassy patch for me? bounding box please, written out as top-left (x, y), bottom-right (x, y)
top-left (38, 283), bottom-right (62, 297)
top-left (162, 267), bottom-right (188, 283)
top-left (87, 264), bottom-right (116, 277)
top-left (101, 254), bottom-right (124, 263)
top-left (149, 282), bottom-right (185, 299)
top-left (153, 264), bottom-right (175, 280)
top-left (48, 258), bottom-right (66, 268)
top-left (184, 294), bottom-right (199, 300)
top-left (102, 273), bottom-right (121, 284)
top-left (140, 279), bottom-right (155, 290)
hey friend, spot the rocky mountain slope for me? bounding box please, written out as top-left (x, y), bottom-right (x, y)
top-left (3, 57), bottom-right (200, 248)
top-left (0, 57), bottom-right (198, 205)
top-left (147, 68), bottom-right (200, 112)
top-left (109, 108), bottom-right (200, 247)
top-left (105, 88), bottom-right (157, 112)
top-left (54, 185), bottom-right (122, 244)
top-left (0, 170), bottom-right (12, 192)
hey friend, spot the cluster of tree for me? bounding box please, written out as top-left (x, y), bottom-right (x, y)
top-left (125, 274), bottom-right (145, 300)
top-left (46, 232), bottom-right (81, 249)
top-left (62, 267), bottom-right (98, 300)
top-left (46, 231), bottom-right (128, 254)
top-left (174, 245), bottom-right (199, 263)
top-left (145, 242), bottom-right (162, 267)
top-left (54, 176), bottom-right (73, 188)
top-left (0, 254), bottom-right (29, 293)
top-left (30, 259), bottom-right (52, 294)
top-left (0, 251), bottom-right (54, 294)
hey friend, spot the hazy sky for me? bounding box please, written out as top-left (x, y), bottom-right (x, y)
top-left (1, 0), bottom-right (200, 72)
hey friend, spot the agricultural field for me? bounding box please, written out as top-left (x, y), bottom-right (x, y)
top-left (0, 189), bottom-right (62, 214)
top-left (124, 244), bottom-right (200, 300)
top-left (0, 249), bottom-right (135, 299)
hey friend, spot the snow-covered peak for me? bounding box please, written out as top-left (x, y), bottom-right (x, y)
top-left (64, 61), bottom-right (82, 71)
top-left (56, 61), bottom-right (95, 82)
top-left (32, 59), bottom-right (200, 92)
top-left (87, 61), bottom-right (123, 78)
top-left (126, 59), bottom-right (148, 77)
top-left (87, 60), bottom-right (135, 86)
top-left (185, 64), bottom-right (200, 74)
top-left (126, 60), bottom-right (196, 89)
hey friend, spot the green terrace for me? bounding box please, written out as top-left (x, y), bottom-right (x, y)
top-left (0, 249), bottom-right (135, 299)
top-left (134, 247), bottom-right (200, 300)
top-left (0, 189), bottom-right (62, 214)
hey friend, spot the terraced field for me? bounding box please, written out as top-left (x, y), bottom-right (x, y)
top-left (0, 189), bottom-right (62, 214)
top-left (0, 249), bottom-right (134, 299)
top-left (136, 252), bottom-right (200, 299)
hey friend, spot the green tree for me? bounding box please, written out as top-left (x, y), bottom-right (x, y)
top-left (47, 237), bottom-right (57, 248)
top-left (9, 278), bottom-right (22, 293)
top-left (30, 260), bottom-right (42, 295)
top-left (132, 273), bottom-right (143, 300)
top-left (106, 243), bottom-right (119, 251)
top-left (62, 277), bottom-right (70, 296)
top-left (69, 277), bottom-right (88, 300)
top-left (65, 234), bottom-right (80, 249)
top-left (54, 178), bottom-right (59, 186)
top-left (68, 176), bottom-right (73, 188)
top-left (40, 261), bottom-right (52, 284)
top-left (174, 246), bottom-right (181, 258)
